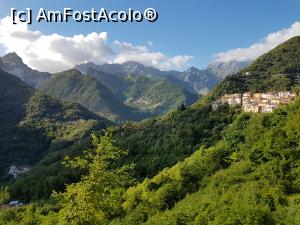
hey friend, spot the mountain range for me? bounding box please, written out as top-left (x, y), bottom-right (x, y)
top-left (1, 34), bottom-right (300, 225)
top-left (0, 52), bottom-right (248, 122)
top-left (39, 69), bottom-right (151, 121)
top-left (0, 49), bottom-right (250, 200)
top-left (75, 60), bottom-right (249, 95)
top-left (74, 64), bottom-right (200, 115)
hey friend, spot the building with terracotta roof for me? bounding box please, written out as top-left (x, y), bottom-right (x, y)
top-left (213, 91), bottom-right (297, 113)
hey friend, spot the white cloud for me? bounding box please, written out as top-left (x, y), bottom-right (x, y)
top-left (147, 41), bottom-right (153, 46)
top-left (0, 16), bottom-right (192, 72)
top-left (214, 21), bottom-right (300, 62)
top-left (113, 40), bottom-right (193, 70)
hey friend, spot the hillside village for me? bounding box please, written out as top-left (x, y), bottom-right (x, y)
top-left (213, 91), bottom-right (297, 113)
top-left (8, 165), bottom-right (30, 178)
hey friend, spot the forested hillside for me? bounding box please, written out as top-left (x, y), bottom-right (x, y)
top-left (116, 98), bottom-right (300, 224)
top-left (114, 104), bottom-right (238, 179)
top-left (75, 64), bottom-right (200, 115)
top-left (2, 96), bottom-right (300, 224)
top-left (7, 103), bottom-right (239, 201)
top-left (207, 36), bottom-right (300, 101)
top-left (1, 37), bottom-right (300, 225)
top-left (40, 69), bottom-right (150, 122)
top-left (0, 69), bottom-right (109, 192)
top-left (123, 75), bottom-right (199, 114)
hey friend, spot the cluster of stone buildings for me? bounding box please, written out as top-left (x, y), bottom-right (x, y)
top-left (213, 91), bottom-right (297, 113)
top-left (8, 165), bottom-right (30, 178)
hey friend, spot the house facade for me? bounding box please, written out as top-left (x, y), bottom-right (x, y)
top-left (213, 91), bottom-right (297, 113)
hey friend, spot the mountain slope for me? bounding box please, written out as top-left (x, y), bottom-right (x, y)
top-left (208, 36), bottom-right (300, 99)
top-left (110, 36), bottom-right (300, 225)
top-left (172, 67), bottom-right (222, 95)
top-left (3, 36), bottom-right (300, 224)
top-left (65, 36), bottom-right (300, 224)
top-left (207, 60), bottom-right (251, 78)
top-left (7, 82), bottom-right (235, 201)
top-left (75, 62), bottom-right (224, 95)
top-left (39, 69), bottom-right (150, 122)
top-left (123, 75), bottom-right (199, 114)
top-left (75, 61), bottom-right (165, 77)
top-left (0, 53), bottom-right (51, 87)
top-left (5, 97), bottom-right (300, 224)
top-left (75, 64), bottom-right (200, 115)
top-left (243, 36), bottom-right (300, 75)
top-left (0, 68), bottom-right (109, 184)
top-left (83, 67), bottom-right (129, 101)
top-left (113, 104), bottom-right (239, 178)
top-left (76, 59), bottom-right (249, 97)
top-left (107, 97), bottom-right (300, 225)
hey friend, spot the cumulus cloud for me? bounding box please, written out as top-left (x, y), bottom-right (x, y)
top-left (214, 21), bottom-right (300, 62)
top-left (0, 16), bottom-right (192, 72)
top-left (113, 40), bottom-right (193, 70)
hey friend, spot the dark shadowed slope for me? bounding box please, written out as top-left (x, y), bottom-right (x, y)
top-left (0, 68), bottom-right (109, 183)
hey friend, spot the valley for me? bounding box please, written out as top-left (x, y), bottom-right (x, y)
top-left (1, 34), bottom-right (300, 225)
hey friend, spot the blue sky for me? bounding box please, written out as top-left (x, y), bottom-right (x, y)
top-left (0, 0), bottom-right (299, 71)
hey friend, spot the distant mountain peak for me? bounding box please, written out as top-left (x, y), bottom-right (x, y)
top-left (187, 67), bottom-right (200, 73)
top-left (2, 52), bottom-right (25, 67)
top-left (76, 61), bottom-right (226, 95)
top-left (121, 61), bottom-right (145, 73)
top-left (75, 61), bottom-right (97, 68)
top-left (207, 60), bottom-right (251, 78)
top-left (61, 68), bottom-right (82, 75)
top-left (0, 52), bottom-right (51, 87)
top-left (122, 61), bottom-right (144, 67)
top-left (76, 60), bottom-right (164, 78)
top-left (3, 52), bottom-right (22, 59)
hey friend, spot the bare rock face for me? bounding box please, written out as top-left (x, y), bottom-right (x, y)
top-left (207, 60), bottom-right (251, 78)
top-left (76, 62), bottom-right (224, 95)
top-left (174, 67), bottom-right (222, 95)
top-left (0, 53), bottom-right (51, 87)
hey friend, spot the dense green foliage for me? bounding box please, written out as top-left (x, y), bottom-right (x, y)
top-left (114, 104), bottom-right (239, 178)
top-left (0, 131), bottom-right (134, 225)
top-left (2, 36), bottom-right (300, 225)
top-left (40, 69), bottom-right (150, 122)
top-left (0, 187), bottom-right (10, 204)
top-left (207, 36), bottom-right (300, 100)
top-left (40, 69), bottom-right (199, 121)
top-left (8, 139), bottom-right (91, 201)
top-left (3, 98), bottom-right (300, 224)
top-left (55, 131), bottom-right (133, 225)
top-left (126, 98), bottom-right (300, 225)
top-left (0, 69), bottom-right (109, 200)
top-left (0, 69), bottom-right (222, 202)
top-left (75, 66), bottom-right (200, 115)
top-left (8, 103), bottom-right (237, 202)
top-left (123, 75), bottom-right (199, 114)
top-left (243, 36), bottom-right (300, 75)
